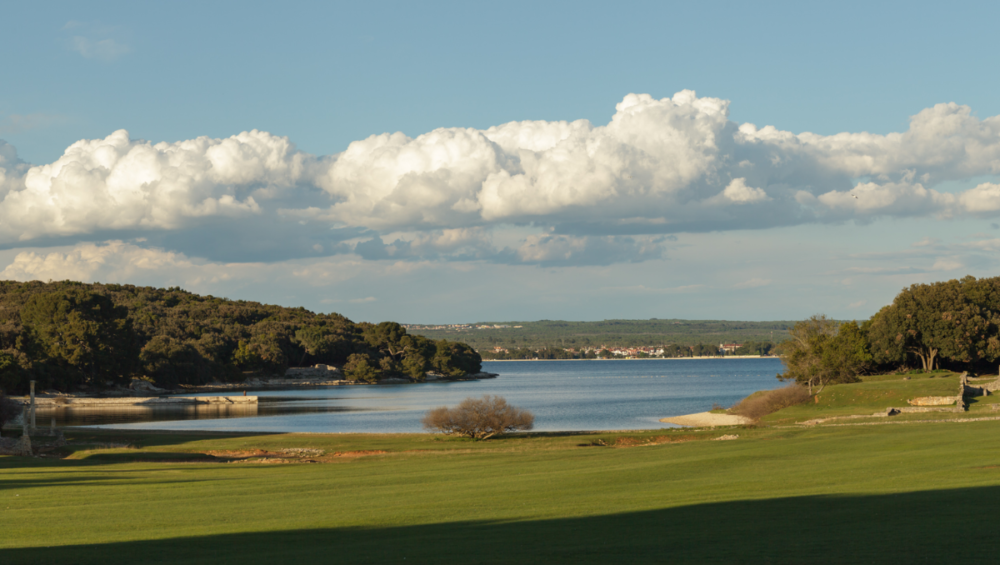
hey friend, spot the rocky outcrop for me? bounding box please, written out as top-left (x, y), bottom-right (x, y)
top-left (285, 364), bottom-right (344, 379)
top-left (424, 371), bottom-right (497, 382)
top-left (908, 396), bottom-right (961, 406)
top-left (984, 376), bottom-right (1000, 393)
top-left (29, 396), bottom-right (256, 407)
top-left (130, 379), bottom-right (166, 393)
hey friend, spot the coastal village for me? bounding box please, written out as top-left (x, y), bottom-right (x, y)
top-left (400, 324), bottom-right (764, 358)
top-left (484, 343), bottom-right (751, 358)
top-left (403, 323), bottom-right (525, 331)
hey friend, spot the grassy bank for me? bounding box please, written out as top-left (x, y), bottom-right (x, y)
top-left (760, 370), bottom-right (1000, 425)
top-left (4, 419), bottom-right (1000, 564)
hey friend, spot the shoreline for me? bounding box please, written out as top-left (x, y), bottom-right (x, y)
top-left (11, 372), bottom-right (500, 402)
top-left (483, 356), bottom-right (773, 361)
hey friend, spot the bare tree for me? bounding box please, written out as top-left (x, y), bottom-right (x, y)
top-left (422, 395), bottom-right (534, 440)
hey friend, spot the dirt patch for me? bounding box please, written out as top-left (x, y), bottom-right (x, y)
top-left (278, 448), bottom-right (325, 457)
top-left (328, 450), bottom-right (388, 457)
top-left (205, 449), bottom-right (272, 458)
top-left (204, 449), bottom-right (324, 463)
top-left (231, 457), bottom-right (319, 464)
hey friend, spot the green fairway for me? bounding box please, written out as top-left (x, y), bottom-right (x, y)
top-left (761, 371), bottom-right (972, 424)
top-left (4, 420), bottom-right (1000, 564)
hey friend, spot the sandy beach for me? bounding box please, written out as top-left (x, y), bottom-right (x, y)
top-left (660, 412), bottom-right (751, 427)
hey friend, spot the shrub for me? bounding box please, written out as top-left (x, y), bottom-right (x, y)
top-left (728, 384), bottom-right (812, 422)
top-left (422, 395), bottom-right (534, 440)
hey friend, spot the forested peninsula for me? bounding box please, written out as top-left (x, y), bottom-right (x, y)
top-left (0, 281), bottom-right (482, 395)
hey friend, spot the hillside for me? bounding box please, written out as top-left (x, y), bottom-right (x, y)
top-left (406, 318), bottom-right (795, 352)
top-left (0, 280), bottom-right (481, 394)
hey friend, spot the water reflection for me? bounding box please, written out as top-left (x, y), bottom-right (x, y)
top-left (79, 358), bottom-right (787, 433)
top-left (37, 401), bottom-right (380, 427)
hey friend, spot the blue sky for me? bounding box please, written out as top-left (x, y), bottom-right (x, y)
top-left (1, 1), bottom-right (999, 323)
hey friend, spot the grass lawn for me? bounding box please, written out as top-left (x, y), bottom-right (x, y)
top-left (4, 418), bottom-right (1000, 564)
top-left (762, 371), bottom-right (966, 424)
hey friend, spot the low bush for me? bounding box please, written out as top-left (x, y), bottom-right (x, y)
top-left (728, 384), bottom-right (812, 422)
top-left (422, 395), bottom-right (534, 440)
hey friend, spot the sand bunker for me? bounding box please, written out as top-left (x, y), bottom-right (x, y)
top-left (659, 412), bottom-right (751, 427)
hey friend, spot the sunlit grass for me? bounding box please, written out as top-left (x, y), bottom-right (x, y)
top-left (4, 419), bottom-right (1000, 563)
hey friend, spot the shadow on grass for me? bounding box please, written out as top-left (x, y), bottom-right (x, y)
top-left (6, 485), bottom-right (1000, 564)
top-left (1, 428), bottom-right (282, 465)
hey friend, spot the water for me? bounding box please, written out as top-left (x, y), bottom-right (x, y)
top-left (58, 358), bottom-right (786, 432)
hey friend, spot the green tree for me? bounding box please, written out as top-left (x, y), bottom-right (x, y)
top-left (140, 336), bottom-right (209, 388)
top-left (402, 353), bottom-right (429, 380)
top-left (293, 323), bottom-right (360, 365)
top-left (343, 353), bottom-right (380, 383)
top-left (778, 316), bottom-right (869, 394)
top-left (432, 340), bottom-right (482, 376)
top-left (0, 351), bottom-right (24, 394)
top-left (232, 339), bottom-right (260, 371)
top-left (867, 277), bottom-right (1000, 370)
top-left (19, 289), bottom-right (138, 387)
top-left (692, 343), bottom-right (716, 357)
top-left (361, 322), bottom-right (407, 358)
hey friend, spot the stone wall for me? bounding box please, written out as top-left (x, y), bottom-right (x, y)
top-left (908, 396), bottom-right (960, 406)
top-left (285, 364), bottom-right (344, 379)
top-left (29, 396), bottom-right (257, 407)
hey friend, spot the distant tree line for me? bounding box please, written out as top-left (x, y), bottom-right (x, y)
top-left (0, 281), bottom-right (481, 394)
top-left (780, 275), bottom-right (1000, 391)
top-left (480, 341), bottom-right (776, 360)
top-left (410, 319), bottom-right (792, 351)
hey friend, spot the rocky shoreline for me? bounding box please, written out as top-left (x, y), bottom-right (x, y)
top-left (9, 365), bottom-right (500, 402)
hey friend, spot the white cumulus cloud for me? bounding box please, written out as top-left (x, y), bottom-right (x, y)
top-left (958, 183), bottom-right (1000, 213)
top-left (718, 178), bottom-right (769, 204)
top-left (2, 90), bottom-right (1000, 267)
top-left (0, 129), bottom-right (309, 243)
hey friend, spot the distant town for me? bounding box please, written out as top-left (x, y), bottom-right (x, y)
top-left (403, 324), bottom-right (524, 330)
top-left (476, 343), bottom-right (769, 360)
top-left (402, 319), bottom-right (788, 359)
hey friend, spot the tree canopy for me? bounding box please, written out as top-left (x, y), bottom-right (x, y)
top-left (0, 280), bottom-right (482, 394)
top-left (867, 276), bottom-right (1000, 371)
top-left (777, 316), bottom-right (870, 392)
top-left (780, 275), bottom-right (1000, 385)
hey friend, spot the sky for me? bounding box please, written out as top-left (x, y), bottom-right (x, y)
top-left (1, 0), bottom-right (999, 324)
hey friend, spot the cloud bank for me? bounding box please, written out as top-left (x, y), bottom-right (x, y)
top-left (1, 91), bottom-right (999, 267)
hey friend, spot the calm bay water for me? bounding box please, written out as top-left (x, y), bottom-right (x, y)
top-left (62, 358), bottom-right (785, 432)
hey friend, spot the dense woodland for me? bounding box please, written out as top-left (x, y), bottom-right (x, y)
top-left (0, 281), bottom-right (481, 394)
top-left (780, 275), bottom-right (1000, 391)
